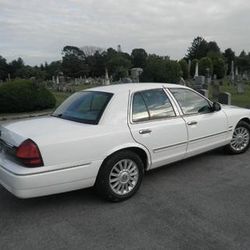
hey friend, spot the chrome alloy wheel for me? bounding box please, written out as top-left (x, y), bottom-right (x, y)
top-left (109, 159), bottom-right (139, 195)
top-left (230, 126), bottom-right (250, 152)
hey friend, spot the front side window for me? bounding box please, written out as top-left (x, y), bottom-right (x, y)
top-left (132, 89), bottom-right (175, 122)
top-left (170, 88), bottom-right (211, 115)
top-left (52, 91), bottom-right (113, 124)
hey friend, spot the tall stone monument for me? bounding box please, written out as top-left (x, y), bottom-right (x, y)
top-left (230, 61), bottom-right (235, 82)
top-left (194, 61), bottom-right (199, 77)
top-left (104, 68), bottom-right (110, 85)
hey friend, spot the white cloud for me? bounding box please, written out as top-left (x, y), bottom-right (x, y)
top-left (0, 0), bottom-right (250, 65)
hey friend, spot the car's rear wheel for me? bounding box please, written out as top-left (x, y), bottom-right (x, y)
top-left (225, 121), bottom-right (250, 154)
top-left (95, 150), bottom-right (144, 202)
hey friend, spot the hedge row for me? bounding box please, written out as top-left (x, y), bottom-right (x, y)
top-left (0, 80), bottom-right (56, 113)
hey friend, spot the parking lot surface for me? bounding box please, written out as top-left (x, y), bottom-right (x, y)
top-left (1, 145), bottom-right (250, 250)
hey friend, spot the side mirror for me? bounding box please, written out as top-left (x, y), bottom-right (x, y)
top-left (212, 102), bottom-right (221, 112)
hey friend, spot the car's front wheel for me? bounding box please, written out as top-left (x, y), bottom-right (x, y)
top-left (225, 121), bottom-right (250, 154)
top-left (95, 150), bottom-right (144, 202)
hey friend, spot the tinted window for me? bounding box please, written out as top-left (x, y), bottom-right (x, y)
top-left (132, 93), bottom-right (150, 122)
top-left (132, 89), bottom-right (175, 122)
top-left (52, 91), bottom-right (113, 124)
top-left (170, 88), bottom-right (211, 115)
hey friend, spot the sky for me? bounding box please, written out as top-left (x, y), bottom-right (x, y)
top-left (1, 0), bottom-right (250, 66)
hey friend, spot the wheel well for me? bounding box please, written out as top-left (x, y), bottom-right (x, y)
top-left (240, 118), bottom-right (250, 125)
top-left (103, 147), bottom-right (148, 171)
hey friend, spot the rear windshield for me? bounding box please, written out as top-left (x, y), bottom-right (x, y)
top-left (52, 91), bottom-right (113, 124)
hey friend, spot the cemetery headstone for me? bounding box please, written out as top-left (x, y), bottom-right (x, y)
top-left (195, 76), bottom-right (205, 89)
top-left (218, 92), bottom-right (231, 105)
top-left (197, 89), bottom-right (209, 98)
top-left (237, 82), bottom-right (245, 94)
top-left (211, 83), bottom-right (220, 99)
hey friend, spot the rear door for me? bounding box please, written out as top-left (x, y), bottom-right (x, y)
top-left (128, 88), bottom-right (188, 169)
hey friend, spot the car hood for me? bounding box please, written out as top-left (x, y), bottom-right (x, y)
top-left (0, 116), bottom-right (95, 147)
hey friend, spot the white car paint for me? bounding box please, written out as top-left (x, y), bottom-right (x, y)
top-left (0, 83), bottom-right (249, 198)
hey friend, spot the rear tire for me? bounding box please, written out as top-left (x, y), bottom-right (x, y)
top-left (225, 121), bottom-right (250, 154)
top-left (95, 150), bottom-right (144, 202)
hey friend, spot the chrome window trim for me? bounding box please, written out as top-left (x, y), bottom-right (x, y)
top-left (129, 87), bottom-right (181, 125)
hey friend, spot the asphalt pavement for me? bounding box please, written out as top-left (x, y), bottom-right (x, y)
top-left (1, 146), bottom-right (250, 250)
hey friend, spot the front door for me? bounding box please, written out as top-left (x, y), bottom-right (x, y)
top-left (169, 88), bottom-right (228, 157)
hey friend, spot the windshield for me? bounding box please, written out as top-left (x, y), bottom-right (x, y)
top-left (52, 91), bottom-right (113, 124)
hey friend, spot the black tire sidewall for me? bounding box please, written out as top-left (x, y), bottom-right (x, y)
top-left (95, 150), bottom-right (144, 202)
top-left (227, 121), bottom-right (250, 154)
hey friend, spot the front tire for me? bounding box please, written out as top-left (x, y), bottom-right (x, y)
top-left (225, 121), bottom-right (250, 154)
top-left (95, 150), bottom-right (144, 202)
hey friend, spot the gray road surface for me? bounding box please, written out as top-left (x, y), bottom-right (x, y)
top-left (1, 147), bottom-right (250, 250)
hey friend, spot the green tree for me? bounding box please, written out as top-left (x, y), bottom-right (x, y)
top-left (0, 55), bottom-right (8, 81)
top-left (107, 54), bottom-right (132, 80)
top-left (207, 41), bottom-right (221, 54)
top-left (223, 48), bottom-right (235, 75)
top-left (236, 50), bottom-right (250, 73)
top-left (207, 52), bottom-right (225, 79)
top-left (213, 57), bottom-right (226, 79)
top-left (46, 61), bottom-right (62, 79)
top-left (186, 36), bottom-right (208, 60)
top-left (199, 57), bottom-right (213, 76)
top-left (62, 46), bottom-right (85, 60)
top-left (131, 48), bottom-right (147, 68)
top-left (9, 57), bottom-right (25, 78)
top-left (62, 46), bottom-right (88, 77)
top-left (142, 55), bottom-right (181, 83)
top-left (87, 51), bottom-right (106, 77)
top-left (178, 59), bottom-right (188, 79)
top-left (165, 60), bottom-right (181, 83)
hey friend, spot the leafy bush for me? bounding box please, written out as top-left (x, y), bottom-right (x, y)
top-left (0, 80), bottom-right (56, 113)
top-left (141, 55), bottom-right (181, 83)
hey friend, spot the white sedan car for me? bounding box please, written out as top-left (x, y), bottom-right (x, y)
top-left (0, 83), bottom-right (250, 201)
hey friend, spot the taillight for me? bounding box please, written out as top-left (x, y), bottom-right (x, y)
top-left (16, 139), bottom-right (43, 167)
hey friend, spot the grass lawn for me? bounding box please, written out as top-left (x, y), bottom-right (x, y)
top-left (52, 84), bottom-right (99, 106)
top-left (208, 80), bottom-right (250, 108)
top-left (52, 92), bottom-right (71, 107)
top-left (220, 82), bottom-right (250, 108)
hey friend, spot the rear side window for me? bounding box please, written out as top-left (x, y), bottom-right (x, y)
top-left (132, 89), bottom-right (175, 122)
top-left (132, 93), bottom-right (150, 122)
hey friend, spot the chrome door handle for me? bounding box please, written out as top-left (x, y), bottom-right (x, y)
top-left (139, 129), bottom-right (152, 135)
top-left (187, 121), bottom-right (198, 126)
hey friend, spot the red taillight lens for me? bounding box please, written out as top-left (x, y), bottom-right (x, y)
top-left (16, 139), bottom-right (43, 167)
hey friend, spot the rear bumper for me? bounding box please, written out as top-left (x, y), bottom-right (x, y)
top-left (0, 156), bottom-right (102, 198)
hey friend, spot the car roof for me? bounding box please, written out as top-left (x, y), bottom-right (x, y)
top-left (81, 82), bottom-right (188, 94)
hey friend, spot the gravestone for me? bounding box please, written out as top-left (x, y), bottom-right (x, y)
top-left (230, 61), bottom-right (235, 82)
top-left (237, 82), bottom-right (245, 94)
top-left (218, 92), bottom-right (231, 105)
top-left (131, 68), bottom-right (143, 83)
top-left (194, 76), bottom-right (205, 89)
top-left (211, 83), bottom-right (220, 99)
top-left (194, 62), bottom-right (199, 77)
top-left (197, 89), bottom-right (209, 98)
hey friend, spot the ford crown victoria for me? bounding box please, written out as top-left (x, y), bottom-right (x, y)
top-left (0, 83), bottom-right (249, 201)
